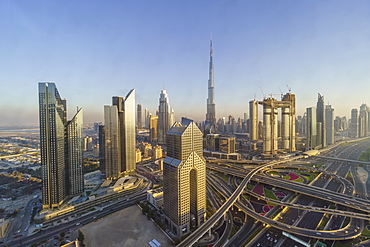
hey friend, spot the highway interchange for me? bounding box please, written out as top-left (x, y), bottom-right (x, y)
top-left (2, 139), bottom-right (370, 247)
top-left (179, 138), bottom-right (370, 247)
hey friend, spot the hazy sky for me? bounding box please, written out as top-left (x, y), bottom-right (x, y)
top-left (1, 1), bottom-right (370, 126)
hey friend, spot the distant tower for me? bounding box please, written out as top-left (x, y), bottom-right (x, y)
top-left (325, 105), bottom-right (335, 145)
top-left (158, 90), bottom-right (172, 144)
top-left (150, 114), bottom-right (159, 143)
top-left (306, 107), bottom-right (317, 150)
top-left (350, 109), bottom-right (358, 138)
top-left (137, 104), bottom-right (142, 129)
top-left (39, 82), bottom-right (84, 209)
top-left (206, 37), bottom-right (216, 126)
top-left (316, 94), bottom-right (326, 148)
top-left (104, 89), bottom-right (136, 178)
top-left (163, 118), bottom-right (206, 237)
top-left (98, 124), bottom-right (106, 175)
top-left (359, 104), bottom-right (369, 137)
top-left (249, 100), bottom-right (258, 141)
top-left (144, 108), bottom-right (150, 129)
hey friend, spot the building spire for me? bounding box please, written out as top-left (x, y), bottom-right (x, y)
top-left (206, 35), bottom-right (216, 126)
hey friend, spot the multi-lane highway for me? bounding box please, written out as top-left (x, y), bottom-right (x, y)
top-left (177, 139), bottom-right (370, 247)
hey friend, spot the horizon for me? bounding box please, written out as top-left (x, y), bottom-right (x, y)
top-left (1, 1), bottom-right (370, 126)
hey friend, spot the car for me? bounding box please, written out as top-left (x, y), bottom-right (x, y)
top-left (330, 232), bottom-right (335, 235)
top-left (316, 232), bottom-right (321, 235)
top-left (76, 223), bottom-right (80, 226)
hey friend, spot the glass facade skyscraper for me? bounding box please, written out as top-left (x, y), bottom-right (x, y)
top-left (39, 82), bottom-right (84, 209)
top-left (104, 89), bottom-right (136, 178)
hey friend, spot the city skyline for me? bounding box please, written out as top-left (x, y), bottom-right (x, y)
top-left (1, 1), bottom-right (370, 125)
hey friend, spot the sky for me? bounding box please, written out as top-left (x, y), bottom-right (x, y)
top-left (1, 0), bottom-right (370, 126)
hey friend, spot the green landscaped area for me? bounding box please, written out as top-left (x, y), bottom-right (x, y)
top-left (308, 163), bottom-right (325, 168)
top-left (267, 171), bottom-right (280, 176)
top-left (296, 171), bottom-right (317, 182)
top-left (359, 147), bottom-right (370, 162)
top-left (264, 187), bottom-right (278, 206)
top-left (292, 177), bottom-right (304, 183)
top-left (264, 187), bottom-right (278, 200)
top-left (247, 184), bottom-right (254, 190)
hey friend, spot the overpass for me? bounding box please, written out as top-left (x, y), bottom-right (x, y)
top-left (207, 163), bottom-right (370, 213)
top-left (316, 156), bottom-right (370, 165)
top-left (177, 156), bottom-right (303, 247)
top-left (207, 172), bottom-right (362, 241)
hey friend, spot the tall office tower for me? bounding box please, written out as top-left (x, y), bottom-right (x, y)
top-left (98, 125), bottom-right (106, 175)
top-left (65, 108), bottom-right (84, 196)
top-left (359, 104), bottom-right (369, 137)
top-left (206, 38), bottom-right (216, 126)
top-left (306, 107), bottom-right (317, 150)
top-left (144, 108), bottom-right (150, 129)
top-left (244, 113), bottom-right (248, 123)
top-left (350, 109), bottom-right (358, 138)
top-left (325, 105), bottom-right (334, 145)
top-left (334, 116), bottom-right (342, 132)
top-left (341, 116), bottom-right (348, 130)
top-left (316, 93), bottom-right (326, 148)
top-left (163, 118), bottom-right (206, 237)
top-left (39, 82), bottom-right (84, 209)
top-left (297, 114), bottom-right (307, 135)
top-left (281, 92), bottom-right (296, 152)
top-left (104, 105), bottom-right (120, 178)
top-left (206, 133), bottom-right (220, 151)
top-left (249, 100), bottom-right (258, 141)
top-left (150, 115), bottom-right (159, 143)
top-left (104, 89), bottom-right (136, 178)
top-left (158, 90), bottom-right (172, 144)
top-left (137, 104), bottom-right (142, 129)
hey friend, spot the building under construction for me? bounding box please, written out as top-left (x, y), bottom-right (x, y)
top-left (249, 92), bottom-right (296, 155)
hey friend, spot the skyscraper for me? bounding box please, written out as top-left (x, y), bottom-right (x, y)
top-left (316, 93), bottom-right (326, 148)
top-left (98, 124), bottom-right (106, 175)
top-left (325, 105), bottom-right (334, 145)
top-left (350, 108), bottom-right (358, 138)
top-left (158, 90), bottom-right (173, 144)
top-left (359, 104), bottom-right (369, 137)
top-left (206, 38), bottom-right (216, 126)
top-left (104, 89), bottom-right (136, 179)
top-left (163, 118), bottom-right (206, 237)
top-left (306, 107), bottom-right (317, 150)
top-left (150, 114), bottom-right (158, 143)
top-left (39, 82), bottom-right (84, 209)
top-left (137, 104), bottom-right (142, 129)
top-left (249, 100), bottom-right (258, 141)
top-left (144, 108), bottom-right (150, 129)
top-left (65, 108), bottom-right (84, 196)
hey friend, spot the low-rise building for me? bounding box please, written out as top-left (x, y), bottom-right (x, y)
top-left (0, 218), bottom-right (10, 238)
top-left (147, 188), bottom-right (163, 210)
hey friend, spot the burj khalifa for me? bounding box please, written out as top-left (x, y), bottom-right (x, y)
top-left (206, 38), bottom-right (216, 125)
